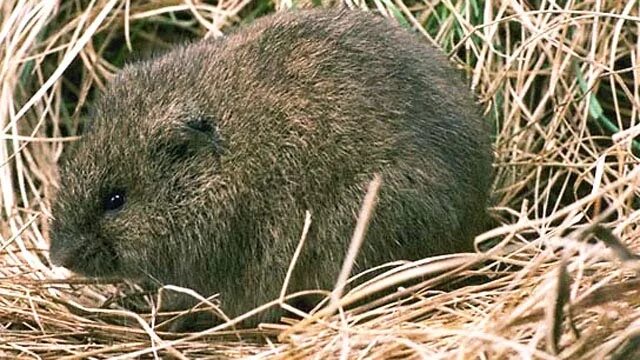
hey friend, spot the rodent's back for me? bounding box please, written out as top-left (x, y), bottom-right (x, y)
top-left (50, 9), bottom-right (493, 324)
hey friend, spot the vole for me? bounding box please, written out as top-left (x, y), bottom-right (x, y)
top-left (48, 8), bottom-right (493, 328)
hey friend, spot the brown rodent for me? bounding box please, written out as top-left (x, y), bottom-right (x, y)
top-left (48, 9), bottom-right (493, 328)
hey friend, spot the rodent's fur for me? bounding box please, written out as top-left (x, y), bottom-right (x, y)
top-left (49, 9), bottom-right (493, 327)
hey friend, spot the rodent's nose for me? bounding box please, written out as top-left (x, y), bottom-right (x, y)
top-left (50, 250), bottom-right (72, 268)
top-left (49, 243), bottom-right (77, 269)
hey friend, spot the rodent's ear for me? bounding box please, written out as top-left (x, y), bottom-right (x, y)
top-left (185, 115), bottom-right (216, 136)
top-left (163, 114), bottom-right (225, 162)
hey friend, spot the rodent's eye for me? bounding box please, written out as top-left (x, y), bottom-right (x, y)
top-left (103, 191), bottom-right (126, 212)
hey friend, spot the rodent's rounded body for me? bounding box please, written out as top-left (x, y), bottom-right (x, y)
top-left (49, 9), bottom-right (493, 325)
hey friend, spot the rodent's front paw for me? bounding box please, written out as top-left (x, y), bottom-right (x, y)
top-left (164, 311), bottom-right (223, 333)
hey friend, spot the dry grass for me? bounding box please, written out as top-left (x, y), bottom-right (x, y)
top-left (1, 0), bottom-right (639, 358)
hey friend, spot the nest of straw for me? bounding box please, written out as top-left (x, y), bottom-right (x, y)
top-left (1, 0), bottom-right (639, 358)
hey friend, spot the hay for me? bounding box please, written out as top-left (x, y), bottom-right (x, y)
top-left (1, 0), bottom-right (639, 358)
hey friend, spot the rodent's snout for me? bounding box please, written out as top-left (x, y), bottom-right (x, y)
top-left (48, 227), bottom-right (121, 277)
top-left (49, 244), bottom-right (75, 269)
top-left (48, 234), bottom-right (78, 269)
